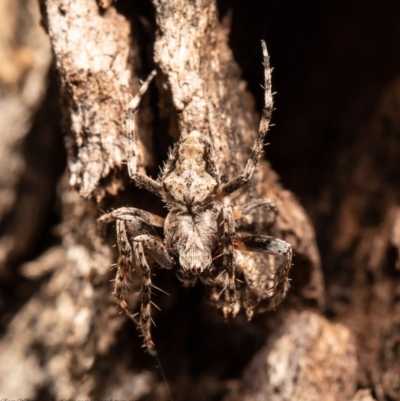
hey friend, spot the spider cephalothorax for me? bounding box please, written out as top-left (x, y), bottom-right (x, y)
top-left (162, 132), bottom-right (220, 275)
top-left (98, 41), bottom-right (292, 352)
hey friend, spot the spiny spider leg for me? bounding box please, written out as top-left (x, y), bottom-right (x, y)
top-left (236, 234), bottom-right (292, 289)
top-left (217, 205), bottom-right (236, 308)
top-left (236, 235), bottom-right (292, 262)
top-left (218, 40), bottom-right (272, 198)
top-left (126, 69), bottom-right (163, 198)
top-left (99, 208), bottom-right (174, 352)
top-left (133, 234), bottom-right (174, 352)
top-left (113, 220), bottom-right (137, 321)
top-left (98, 207), bottom-right (165, 228)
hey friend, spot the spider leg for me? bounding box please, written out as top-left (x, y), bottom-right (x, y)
top-left (100, 209), bottom-right (174, 352)
top-left (235, 234), bottom-right (292, 311)
top-left (126, 70), bottom-right (162, 198)
top-left (98, 207), bottom-right (165, 246)
top-left (98, 207), bottom-right (165, 229)
top-left (218, 40), bottom-right (272, 198)
top-left (236, 235), bottom-right (292, 260)
top-left (113, 220), bottom-right (136, 322)
top-left (217, 205), bottom-right (237, 310)
top-left (240, 198), bottom-right (277, 218)
top-left (132, 234), bottom-right (174, 353)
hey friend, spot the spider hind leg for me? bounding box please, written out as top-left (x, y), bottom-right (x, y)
top-left (236, 234), bottom-right (292, 318)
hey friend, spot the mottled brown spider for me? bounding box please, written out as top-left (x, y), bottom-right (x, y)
top-left (98, 41), bottom-right (292, 353)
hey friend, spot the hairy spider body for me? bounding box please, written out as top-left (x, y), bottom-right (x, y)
top-left (161, 132), bottom-right (220, 275)
top-left (98, 41), bottom-right (292, 353)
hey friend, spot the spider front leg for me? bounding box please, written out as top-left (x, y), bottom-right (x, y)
top-left (218, 40), bottom-right (272, 198)
top-left (125, 70), bottom-right (163, 198)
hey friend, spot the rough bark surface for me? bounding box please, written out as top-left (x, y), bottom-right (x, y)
top-left (1, 0), bottom-right (398, 400)
top-left (42, 0), bottom-right (154, 200)
top-left (228, 311), bottom-right (357, 401)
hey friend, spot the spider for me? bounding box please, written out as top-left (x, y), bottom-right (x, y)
top-left (98, 41), bottom-right (292, 353)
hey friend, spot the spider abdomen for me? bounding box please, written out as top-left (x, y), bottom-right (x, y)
top-left (164, 209), bottom-right (218, 273)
